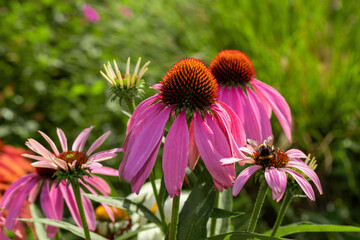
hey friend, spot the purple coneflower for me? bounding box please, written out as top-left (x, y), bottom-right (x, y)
top-left (0, 127), bottom-right (121, 238)
top-left (120, 58), bottom-right (246, 197)
top-left (209, 50), bottom-right (292, 142)
top-left (222, 136), bottom-right (322, 202)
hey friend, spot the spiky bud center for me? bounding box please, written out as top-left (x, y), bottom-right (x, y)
top-left (252, 145), bottom-right (290, 169)
top-left (209, 50), bottom-right (256, 86)
top-left (58, 151), bottom-right (89, 168)
top-left (160, 58), bottom-right (218, 111)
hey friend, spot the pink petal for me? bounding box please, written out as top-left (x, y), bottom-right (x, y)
top-left (246, 86), bottom-right (273, 142)
top-left (5, 177), bottom-right (40, 230)
top-left (264, 167), bottom-right (287, 202)
top-left (86, 131), bottom-right (111, 156)
top-left (50, 182), bottom-right (64, 220)
top-left (232, 165), bottom-right (262, 196)
top-left (286, 149), bottom-right (308, 159)
top-left (56, 128), bottom-right (68, 152)
top-left (127, 94), bottom-right (160, 135)
top-left (150, 84), bottom-right (161, 90)
top-left (22, 153), bottom-right (52, 162)
top-left (163, 110), bottom-right (189, 197)
top-left (123, 107), bottom-right (170, 181)
top-left (91, 166), bottom-right (118, 176)
top-left (80, 189), bottom-right (96, 230)
top-left (41, 180), bottom-right (61, 238)
top-left (221, 157), bottom-right (255, 165)
top-left (31, 161), bottom-right (57, 169)
top-left (83, 4), bottom-right (99, 23)
top-left (287, 160), bottom-right (322, 194)
top-left (84, 175), bottom-right (111, 195)
top-left (251, 79), bottom-right (292, 142)
top-left (72, 126), bottom-right (94, 152)
top-left (27, 139), bottom-right (55, 160)
top-left (38, 131), bottom-right (60, 155)
top-left (88, 148), bottom-right (122, 162)
top-left (0, 231), bottom-right (10, 240)
top-left (131, 139), bottom-right (162, 194)
top-left (194, 112), bottom-right (235, 187)
top-left (284, 168), bottom-right (315, 201)
top-left (59, 183), bottom-right (82, 227)
top-left (188, 117), bottom-right (200, 170)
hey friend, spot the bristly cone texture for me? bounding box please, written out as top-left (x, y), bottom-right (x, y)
top-left (209, 50), bottom-right (256, 86)
top-left (160, 58), bottom-right (219, 111)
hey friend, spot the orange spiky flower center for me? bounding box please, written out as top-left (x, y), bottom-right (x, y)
top-left (58, 151), bottom-right (89, 167)
top-left (209, 50), bottom-right (256, 86)
top-left (252, 144), bottom-right (290, 168)
top-left (160, 58), bottom-right (219, 111)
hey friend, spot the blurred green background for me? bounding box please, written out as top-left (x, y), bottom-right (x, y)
top-left (1, 0), bottom-right (359, 239)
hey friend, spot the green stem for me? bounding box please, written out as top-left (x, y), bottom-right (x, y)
top-left (124, 97), bottom-right (135, 114)
top-left (54, 231), bottom-right (61, 240)
top-left (210, 191), bottom-right (220, 237)
top-left (271, 190), bottom-right (293, 236)
top-left (149, 172), bottom-right (167, 232)
top-left (169, 194), bottom-right (180, 240)
top-left (247, 181), bottom-right (269, 233)
top-left (71, 179), bottom-right (91, 240)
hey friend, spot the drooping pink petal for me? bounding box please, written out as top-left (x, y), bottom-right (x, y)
top-left (188, 117), bottom-right (200, 170)
top-left (0, 230), bottom-right (10, 240)
top-left (59, 183), bottom-right (82, 227)
top-left (232, 165), bottom-right (262, 196)
top-left (163, 110), bottom-right (189, 197)
top-left (31, 161), bottom-right (57, 169)
top-left (57, 128), bottom-right (68, 152)
top-left (22, 153), bottom-right (53, 162)
top-left (130, 138), bottom-right (162, 194)
top-left (86, 131), bottom-right (111, 156)
top-left (246, 86), bottom-right (273, 142)
top-left (38, 131), bottom-right (60, 155)
top-left (286, 149), bottom-right (308, 159)
top-left (216, 101), bottom-right (246, 147)
top-left (127, 94), bottom-right (160, 135)
top-left (194, 112), bottom-right (235, 187)
top-left (240, 146), bottom-right (256, 156)
top-left (284, 168), bottom-right (315, 201)
top-left (40, 180), bottom-right (60, 238)
top-left (80, 189), bottom-right (96, 231)
top-left (50, 182), bottom-right (64, 220)
top-left (84, 175), bottom-right (111, 195)
top-left (72, 126), bottom-right (94, 152)
top-left (91, 166), bottom-right (118, 176)
top-left (150, 84), bottom-right (161, 90)
top-left (0, 174), bottom-right (39, 214)
top-left (123, 107), bottom-right (171, 181)
top-left (287, 160), bottom-right (322, 194)
top-left (5, 177), bottom-right (40, 230)
top-left (265, 167), bottom-right (287, 202)
top-left (251, 79), bottom-right (292, 142)
top-left (88, 148), bottom-right (122, 162)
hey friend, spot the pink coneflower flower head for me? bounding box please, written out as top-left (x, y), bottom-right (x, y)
top-left (83, 4), bottom-right (99, 23)
top-left (222, 136), bottom-right (322, 202)
top-left (210, 50), bottom-right (292, 142)
top-left (0, 127), bottom-right (121, 239)
top-left (120, 58), bottom-right (246, 197)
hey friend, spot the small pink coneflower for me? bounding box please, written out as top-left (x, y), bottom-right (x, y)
top-left (222, 136), bottom-right (322, 202)
top-left (120, 58), bottom-right (246, 197)
top-left (209, 50), bottom-right (292, 142)
top-left (0, 127), bottom-right (121, 238)
top-left (83, 4), bottom-right (100, 23)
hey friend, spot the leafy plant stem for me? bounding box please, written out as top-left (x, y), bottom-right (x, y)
top-left (210, 190), bottom-right (220, 237)
top-left (149, 172), bottom-right (167, 232)
top-left (124, 96), bottom-right (135, 114)
top-left (247, 181), bottom-right (268, 233)
top-left (169, 194), bottom-right (180, 240)
top-left (71, 179), bottom-right (91, 240)
top-left (271, 190), bottom-right (293, 236)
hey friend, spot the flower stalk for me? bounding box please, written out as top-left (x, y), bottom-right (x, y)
top-left (247, 181), bottom-right (268, 232)
top-left (209, 191), bottom-right (220, 237)
top-left (169, 194), bottom-right (180, 240)
top-left (149, 172), bottom-right (167, 232)
top-left (71, 178), bottom-right (91, 240)
top-left (271, 190), bottom-right (293, 236)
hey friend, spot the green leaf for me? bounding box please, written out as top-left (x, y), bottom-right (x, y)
top-left (115, 223), bottom-right (157, 240)
top-left (176, 169), bottom-right (216, 240)
top-left (82, 193), bottom-right (162, 228)
top-left (263, 222), bottom-right (360, 237)
top-left (30, 204), bottom-right (48, 240)
top-left (205, 232), bottom-right (286, 240)
top-left (210, 208), bottom-right (244, 218)
top-left (19, 218), bottom-right (107, 240)
top-left (218, 188), bottom-right (233, 233)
